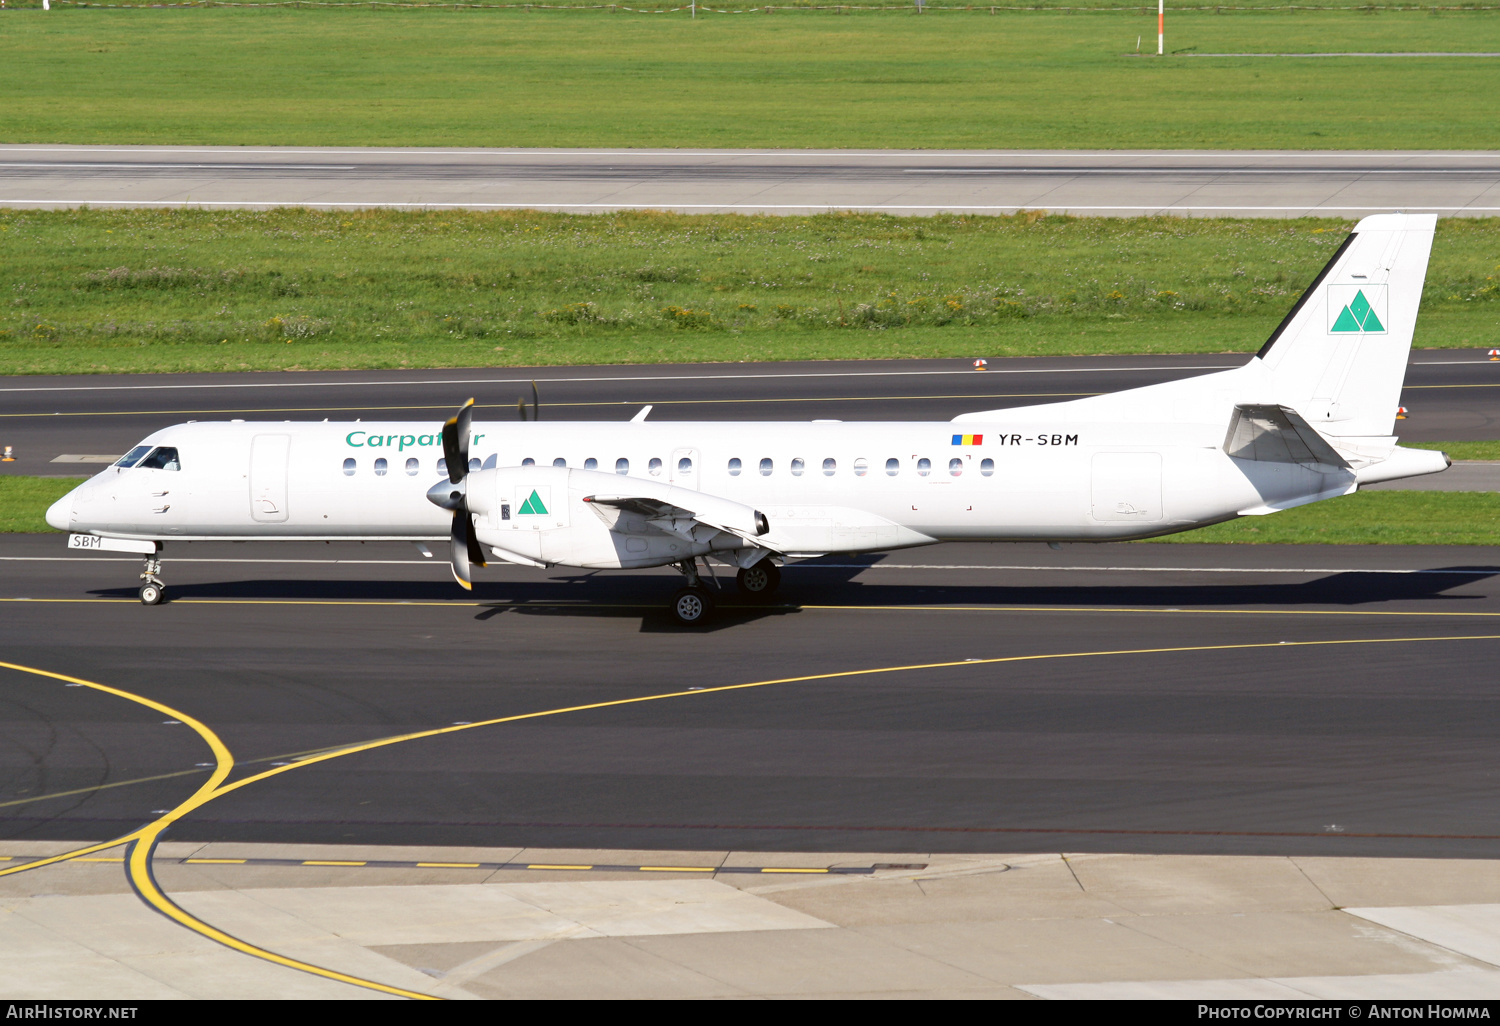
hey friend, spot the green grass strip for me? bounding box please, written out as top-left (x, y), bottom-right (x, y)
top-left (1409, 441), bottom-right (1500, 461)
top-left (0, 477), bottom-right (85, 534)
top-left (3, 210), bottom-right (1497, 375)
top-left (1146, 490), bottom-right (1500, 545)
top-left (6, 477), bottom-right (1495, 543)
top-left (4, 9), bottom-right (1500, 149)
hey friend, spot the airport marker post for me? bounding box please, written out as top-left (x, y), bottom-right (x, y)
top-left (1158, 0), bottom-right (1164, 56)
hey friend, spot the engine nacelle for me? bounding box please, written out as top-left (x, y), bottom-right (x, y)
top-left (467, 466), bottom-right (766, 569)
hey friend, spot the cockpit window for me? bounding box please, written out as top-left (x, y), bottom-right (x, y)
top-left (138, 447), bottom-right (181, 471)
top-left (115, 445), bottom-right (152, 469)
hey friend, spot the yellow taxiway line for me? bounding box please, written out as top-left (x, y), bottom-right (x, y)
top-left (5, 633), bottom-right (1500, 998)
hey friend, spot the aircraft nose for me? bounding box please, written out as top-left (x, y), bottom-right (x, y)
top-left (45, 493), bottom-right (73, 531)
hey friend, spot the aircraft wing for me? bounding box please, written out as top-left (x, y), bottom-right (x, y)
top-left (584, 493), bottom-right (771, 544)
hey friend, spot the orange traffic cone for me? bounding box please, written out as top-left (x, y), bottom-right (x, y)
top-left (1, 446), bottom-right (13, 462)
top-left (1489, 349), bottom-right (1500, 361)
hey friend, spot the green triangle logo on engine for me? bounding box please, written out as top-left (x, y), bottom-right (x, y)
top-left (517, 489), bottom-right (548, 516)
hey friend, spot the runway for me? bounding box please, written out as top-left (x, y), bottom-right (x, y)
top-left (3, 351), bottom-right (1498, 480)
top-left (5, 535), bottom-right (1500, 860)
top-left (4, 146), bottom-right (1500, 216)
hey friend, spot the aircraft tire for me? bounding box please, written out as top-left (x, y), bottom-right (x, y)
top-left (139, 582), bottom-right (165, 606)
top-left (736, 562), bottom-right (781, 599)
top-left (671, 586), bottom-right (714, 626)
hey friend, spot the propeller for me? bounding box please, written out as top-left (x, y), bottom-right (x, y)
top-left (517, 380), bottom-right (540, 421)
top-left (431, 398), bottom-right (487, 590)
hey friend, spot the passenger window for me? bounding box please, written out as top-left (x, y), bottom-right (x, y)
top-left (885, 457), bottom-right (900, 477)
top-left (468, 458), bottom-right (481, 473)
top-left (917, 457), bottom-right (931, 477)
top-left (728, 457), bottom-right (742, 476)
top-left (436, 458), bottom-right (448, 476)
top-left (521, 457), bottom-right (535, 467)
top-left (139, 447), bottom-right (181, 471)
top-left (822, 458), bottom-right (836, 477)
top-left (678, 456), bottom-right (693, 474)
top-left (115, 445), bottom-right (152, 469)
top-left (949, 458), bottom-right (963, 477)
top-left (759, 458), bottom-right (773, 477)
top-left (853, 458), bottom-right (869, 477)
top-left (553, 457), bottom-right (567, 468)
top-left (615, 457), bottom-right (630, 475)
top-left (405, 457), bottom-right (419, 476)
top-left (790, 458), bottom-right (805, 477)
top-left (649, 457), bottom-right (663, 476)
top-left (342, 457), bottom-right (356, 476)
top-left (374, 457), bottom-right (388, 477)
top-left (981, 458), bottom-right (995, 477)
top-left (584, 457), bottom-right (598, 470)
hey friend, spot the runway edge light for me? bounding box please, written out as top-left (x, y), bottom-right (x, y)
top-left (972, 359), bottom-right (988, 371)
top-left (1, 446), bottom-right (13, 462)
top-left (1489, 349), bottom-right (1500, 361)
top-left (1396, 406), bottom-right (1409, 420)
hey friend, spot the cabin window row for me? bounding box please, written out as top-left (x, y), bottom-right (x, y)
top-left (340, 454), bottom-right (996, 478)
top-left (727, 456), bottom-right (995, 478)
top-left (339, 456), bottom-right (693, 477)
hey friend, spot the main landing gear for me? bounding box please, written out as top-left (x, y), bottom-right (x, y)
top-left (669, 557), bottom-right (783, 626)
top-left (670, 558), bottom-right (715, 627)
top-left (139, 555), bottom-right (166, 606)
top-left (735, 561), bottom-right (781, 600)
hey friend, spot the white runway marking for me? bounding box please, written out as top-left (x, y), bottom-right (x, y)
top-left (5, 200), bottom-right (1499, 213)
top-left (0, 364), bottom-right (1240, 394)
top-left (1, 556), bottom-right (1493, 575)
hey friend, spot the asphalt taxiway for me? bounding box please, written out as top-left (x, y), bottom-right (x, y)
top-left (3, 351), bottom-right (1498, 479)
top-left (4, 146), bottom-right (1500, 217)
top-left (5, 535), bottom-right (1500, 860)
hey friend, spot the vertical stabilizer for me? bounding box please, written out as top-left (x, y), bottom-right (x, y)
top-left (1255, 213), bottom-right (1436, 438)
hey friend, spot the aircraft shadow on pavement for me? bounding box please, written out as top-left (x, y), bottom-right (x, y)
top-left (84, 560), bottom-right (1497, 627)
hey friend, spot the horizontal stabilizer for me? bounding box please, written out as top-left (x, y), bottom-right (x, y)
top-left (1223, 404), bottom-right (1350, 470)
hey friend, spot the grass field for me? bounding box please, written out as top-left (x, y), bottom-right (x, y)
top-left (0, 476), bottom-right (82, 533)
top-left (3, 474), bottom-right (1494, 542)
top-left (2, 210), bottom-right (1495, 374)
top-left (1, 8), bottom-right (1498, 148)
top-left (1146, 490), bottom-right (1500, 544)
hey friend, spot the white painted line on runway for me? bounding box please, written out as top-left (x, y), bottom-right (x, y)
top-left (1, 556), bottom-right (1493, 575)
top-left (5, 200), bottom-right (1500, 214)
top-left (0, 364), bottom-right (1239, 394)
top-left (5, 146), bottom-right (1500, 160)
top-left (806, 564), bottom-right (1500, 575)
top-left (905, 168), bottom-right (1500, 175)
top-left (0, 163), bottom-right (358, 171)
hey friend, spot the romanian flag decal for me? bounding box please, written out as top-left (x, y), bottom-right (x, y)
top-left (951, 434), bottom-right (983, 446)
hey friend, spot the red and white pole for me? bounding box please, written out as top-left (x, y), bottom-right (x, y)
top-left (1158, 0), bottom-right (1164, 55)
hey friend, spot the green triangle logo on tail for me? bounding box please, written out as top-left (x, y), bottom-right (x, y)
top-left (1331, 288), bottom-right (1385, 333)
top-left (517, 489), bottom-right (548, 516)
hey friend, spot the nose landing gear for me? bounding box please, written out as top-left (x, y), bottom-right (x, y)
top-left (139, 555), bottom-right (165, 605)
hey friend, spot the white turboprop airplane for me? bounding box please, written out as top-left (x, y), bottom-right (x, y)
top-left (46, 213), bottom-right (1449, 624)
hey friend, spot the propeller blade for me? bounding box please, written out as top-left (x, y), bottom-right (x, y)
top-left (531, 380), bottom-right (540, 422)
top-left (441, 398), bottom-right (474, 484)
top-left (449, 511), bottom-right (473, 590)
top-left (466, 518), bottom-right (488, 571)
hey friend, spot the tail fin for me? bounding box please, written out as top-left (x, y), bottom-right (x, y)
top-left (1256, 213), bottom-right (1436, 438)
